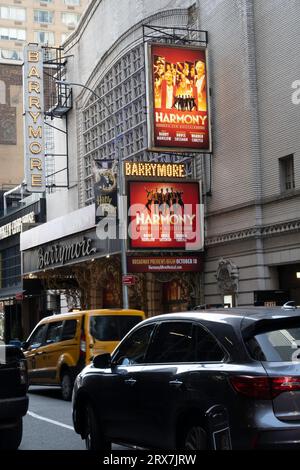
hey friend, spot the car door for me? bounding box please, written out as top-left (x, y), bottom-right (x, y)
top-left (131, 320), bottom-right (196, 449)
top-left (24, 324), bottom-right (48, 383)
top-left (41, 321), bottom-right (64, 383)
top-left (133, 321), bottom-right (228, 449)
top-left (94, 322), bottom-right (156, 444)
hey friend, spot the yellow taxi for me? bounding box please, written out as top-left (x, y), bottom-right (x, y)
top-left (23, 309), bottom-right (145, 400)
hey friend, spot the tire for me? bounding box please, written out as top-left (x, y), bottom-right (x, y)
top-left (180, 423), bottom-right (207, 450)
top-left (0, 419), bottom-right (23, 450)
top-left (84, 403), bottom-right (111, 451)
top-left (61, 370), bottom-right (74, 401)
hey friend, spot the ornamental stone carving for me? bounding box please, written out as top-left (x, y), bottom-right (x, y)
top-left (215, 258), bottom-right (239, 294)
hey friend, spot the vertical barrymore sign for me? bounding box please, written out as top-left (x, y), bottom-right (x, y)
top-left (23, 44), bottom-right (45, 192)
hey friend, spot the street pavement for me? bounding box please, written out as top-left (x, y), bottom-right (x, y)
top-left (20, 385), bottom-right (126, 450)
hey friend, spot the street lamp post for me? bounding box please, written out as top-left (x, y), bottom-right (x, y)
top-left (56, 80), bottom-right (129, 309)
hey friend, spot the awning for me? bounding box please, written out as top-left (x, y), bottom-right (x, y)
top-left (0, 285), bottom-right (24, 301)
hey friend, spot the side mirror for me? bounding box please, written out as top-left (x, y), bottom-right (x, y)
top-left (93, 353), bottom-right (111, 369)
top-left (21, 341), bottom-right (29, 350)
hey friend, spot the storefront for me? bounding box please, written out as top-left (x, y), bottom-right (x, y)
top-left (0, 198), bottom-right (45, 341)
top-left (21, 205), bottom-right (131, 324)
top-left (21, 196), bottom-right (204, 321)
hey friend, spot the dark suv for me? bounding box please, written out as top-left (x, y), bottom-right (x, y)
top-left (0, 345), bottom-right (29, 449)
top-left (72, 308), bottom-right (300, 450)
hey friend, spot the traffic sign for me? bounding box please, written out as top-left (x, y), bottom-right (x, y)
top-left (122, 275), bottom-right (137, 286)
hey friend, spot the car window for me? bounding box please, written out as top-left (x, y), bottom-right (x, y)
top-left (28, 324), bottom-right (48, 349)
top-left (112, 324), bottom-right (155, 366)
top-left (61, 320), bottom-right (78, 341)
top-left (45, 322), bottom-right (63, 344)
top-left (146, 321), bottom-right (194, 364)
top-left (89, 315), bottom-right (143, 341)
top-left (246, 326), bottom-right (300, 362)
top-left (194, 325), bottom-right (225, 362)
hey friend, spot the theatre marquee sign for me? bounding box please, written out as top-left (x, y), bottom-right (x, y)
top-left (23, 44), bottom-right (45, 192)
top-left (0, 212), bottom-right (35, 241)
top-left (38, 238), bottom-right (96, 269)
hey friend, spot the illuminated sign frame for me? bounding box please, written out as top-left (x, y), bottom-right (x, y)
top-left (145, 42), bottom-right (212, 153)
top-left (124, 162), bottom-right (186, 179)
top-left (23, 44), bottom-right (45, 192)
top-left (127, 179), bottom-right (204, 252)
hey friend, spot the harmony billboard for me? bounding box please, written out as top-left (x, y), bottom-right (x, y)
top-left (127, 180), bottom-right (203, 251)
top-left (145, 43), bottom-right (211, 153)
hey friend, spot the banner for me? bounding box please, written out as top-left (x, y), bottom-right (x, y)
top-left (23, 44), bottom-right (46, 192)
top-left (146, 43), bottom-right (211, 153)
top-left (127, 255), bottom-right (203, 273)
top-left (93, 160), bottom-right (118, 223)
top-left (128, 180), bottom-right (203, 251)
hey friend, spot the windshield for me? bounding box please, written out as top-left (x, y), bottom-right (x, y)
top-left (89, 315), bottom-right (143, 341)
top-left (246, 323), bottom-right (300, 362)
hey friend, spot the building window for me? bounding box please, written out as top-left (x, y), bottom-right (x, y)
top-left (61, 12), bottom-right (80, 27)
top-left (34, 30), bottom-right (55, 45)
top-left (0, 27), bottom-right (26, 41)
top-left (82, 44), bottom-right (147, 205)
top-left (279, 154), bottom-right (295, 192)
top-left (0, 6), bottom-right (26, 21)
top-left (34, 10), bottom-right (54, 24)
top-left (1, 246), bottom-right (21, 288)
top-left (0, 48), bottom-right (23, 61)
top-left (64, 0), bottom-right (80, 5)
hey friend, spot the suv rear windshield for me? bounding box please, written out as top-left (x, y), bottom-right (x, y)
top-left (89, 315), bottom-right (143, 341)
top-left (245, 319), bottom-right (300, 362)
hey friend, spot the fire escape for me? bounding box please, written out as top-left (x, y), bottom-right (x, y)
top-left (43, 46), bottom-right (72, 118)
top-left (42, 46), bottom-right (72, 190)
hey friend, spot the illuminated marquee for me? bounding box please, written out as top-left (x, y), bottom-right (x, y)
top-left (124, 162), bottom-right (186, 178)
top-left (23, 44), bottom-right (45, 192)
top-left (145, 43), bottom-right (211, 153)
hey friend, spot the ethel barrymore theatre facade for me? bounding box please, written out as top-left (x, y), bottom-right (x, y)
top-left (20, 0), bottom-right (300, 328)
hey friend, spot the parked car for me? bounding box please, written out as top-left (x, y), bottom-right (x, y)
top-left (0, 345), bottom-right (28, 450)
top-left (72, 308), bottom-right (300, 450)
top-left (23, 309), bottom-right (145, 400)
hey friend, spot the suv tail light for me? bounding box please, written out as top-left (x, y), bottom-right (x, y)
top-left (230, 375), bottom-right (300, 400)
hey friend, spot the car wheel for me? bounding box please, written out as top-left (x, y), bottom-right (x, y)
top-left (61, 370), bottom-right (73, 401)
top-left (181, 424), bottom-right (207, 450)
top-left (0, 419), bottom-right (23, 450)
top-left (84, 403), bottom-right (111, 451)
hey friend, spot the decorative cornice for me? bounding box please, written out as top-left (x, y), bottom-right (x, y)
top-left (205, 219), bottom-right (300, 247)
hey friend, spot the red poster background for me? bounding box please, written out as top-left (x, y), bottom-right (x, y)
top-left (149, 44), bottom-right (210, 151)
top-left (128, 181), bottom-right (201, 250)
